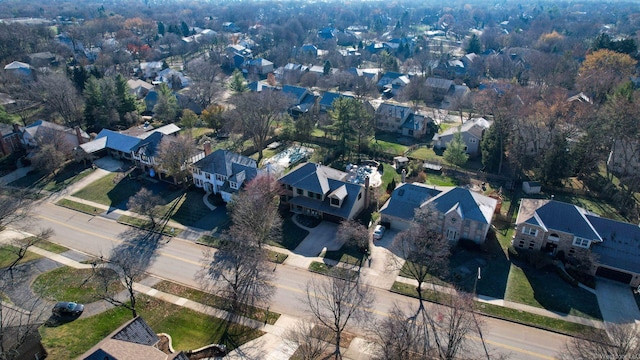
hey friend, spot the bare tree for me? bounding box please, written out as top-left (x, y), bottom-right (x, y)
top-left (4, 229), bottom-right (53, 280)
top-left (336, 219), bottom-right (370, 255)
top-left (0, 188), bottom-right (38, 231)
top-left (35, 73), bottom-right (84, 128)
top-left (558, 323), bottom-right (640, 360)
top-left (126, 188), bottom-right (164, 229)
top-left (370, 304), bottom-right (431, 360)
top-left (387, 206), bottom-right (450, 313)
top-left (304, 273), bottom-right (375, 360)
top-left (200, 236), bottom-right (275, 316)
top-left (97, 237), bottom-right (158, 318)
top-left (283, 320), bottom-right (332, 360)
top-left (0, 300), bottom-right (47, 360)
top-left (30, 144), bottom-right (66, 176)
top-left (227, 174), bottom-right (282, 248)
top-left (230, 91), bottom-right (293, 163)
top-left (155, 135), bottom-right (198, 186)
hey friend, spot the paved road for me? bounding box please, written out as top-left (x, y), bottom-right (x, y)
top-left (33, 201), bottom-right (569, 359)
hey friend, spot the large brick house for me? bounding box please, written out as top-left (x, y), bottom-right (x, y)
top-left (514, 198), bottom-right (640, 287)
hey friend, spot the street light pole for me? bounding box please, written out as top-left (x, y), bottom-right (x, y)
top-left (473, 266), bottom-right (481, 299)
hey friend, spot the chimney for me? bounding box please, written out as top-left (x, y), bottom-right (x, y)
top-left (0, 132), bottom-right (9, 156)
top-left (401, 168), bottom-right (406, 183)
top-left (12, 123), bottom-right (20, 133)
top-left (364, 175), bottom-right (370, 206)
top-left (203, 141), bottom-right (212, 156)
top-left (75, 127), bottom-right (85, 145)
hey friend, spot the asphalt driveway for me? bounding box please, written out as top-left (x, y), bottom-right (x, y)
top-left (595, 278), bottom-right (640, 324)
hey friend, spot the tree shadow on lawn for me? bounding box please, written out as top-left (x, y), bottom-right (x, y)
top-left (107, 172), bottom-right (181, 211)
top-left (516, 262), bottom-right (602, 320)
top-left (447, 234), bottom-right (510, 299)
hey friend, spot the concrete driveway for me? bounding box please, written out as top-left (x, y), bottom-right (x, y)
top-left (595, 278), bottom-right (640, 324)
top-left (293, 222), bottom-right (339, 257)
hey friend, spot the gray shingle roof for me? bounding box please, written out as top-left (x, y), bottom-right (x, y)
top-left (112, 317), bottom-right (159, 346)
top-left (422, 187), bottom-right (497, 224)
top-left (379, 183), bottom-right (441, 220)
top-left (194, 149), bottom-right (257, 177)
top-left (587, 215), bottom-right (640, 274)
top-left (288, 178), bottom-right (362, 219)
top-left (131, 131), bottom-right (165, 158)
top-left (519, 200), bottom-right (601, 241)
top-left (278, 163), bottom-right (347, 195)
top-left (80, 129), bottom-right (141, 154)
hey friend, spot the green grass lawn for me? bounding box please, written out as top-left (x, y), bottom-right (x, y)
top-left (36, 240), bottom-right (69, 254)
top-left (56, 198), bottom-right (101, 215)
top-left (40, 294), bottom-right (264, 359)
top-left (117, 215), bottom-right (182, 237)
top-left (424, 172), bottom-right (458, 186)
top-left (505, 263), bottom-right (602, 320)
top-left (371, 138), bottom-right (408, 155)
top-left (406, 146), bottom-right (442, 162)
top-left (324, 243), bottom-right (366, 266)
top-left (9, 162), bottom-right (94, 192)
top-left (72, 172), bottom-right (141, 207)
top-left (308, 261), bottom-right (359, 280)
top-left (153, 281), bottom-right (280, 324)
top-left (164, 190), bottom-right (213, 226)
top-left (0, 245), bottom-right (41, 267)
top-left (381, 163), bottom-right (400, 190)
top-left (391, 281), bottom-right (597, 336)
top-left (32, 267), bottom-right (124, 304)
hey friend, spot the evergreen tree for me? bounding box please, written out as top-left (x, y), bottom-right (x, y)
top-left (539, 134), bottom-right (573, 186)
top-left (228, 69), bottom-right (248, 94)
top-left (443, 131), bottom-right (469, 167)
top-left (480, 124), bottom-right (502, 173)
top-left (323, 60), bottom-right (331, 76)
top-left (153, 83), bottom-right (178, 124)
top-left (157, 21), bottom-right (165, 36)
top-left (466, 34), bottom-right (481, 54)
top-left (180, 21), bottom-right (190, 37)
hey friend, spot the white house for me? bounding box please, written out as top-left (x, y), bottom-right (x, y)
top-left (192, 149), bottom-right (260, 203)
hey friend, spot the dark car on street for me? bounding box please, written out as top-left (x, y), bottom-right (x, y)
top-left (52, 301), bottom-right (84, 317)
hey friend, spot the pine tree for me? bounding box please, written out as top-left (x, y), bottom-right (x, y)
top-left (443, 131), bottom-right (469, 167)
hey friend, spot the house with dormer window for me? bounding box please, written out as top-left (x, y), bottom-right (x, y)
top-left (375, 102), bottom-right (430, 138)
top-left (278, 162), bottom-right (367, 222)
top-left (379, 183), bottom-right (497, 244)
top-left (191, 149), bottom-right (260, 203)
top-left (515, 198), bottom-right (640, 287)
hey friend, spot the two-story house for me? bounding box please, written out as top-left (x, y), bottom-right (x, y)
top-left (278, 162), bottom-right (367, 222)
top-left (379, 183), bottom-right (497, 244)
top-left (515, 198), bottom-right (640, 287)
top-left (191, 149), bottom-right (259, 203)
top-left (432, 117), bottom-right (492, 157)
top-left (375, 102), bottom-right (430, 139)
top-left (282, 85), bottom-right (317, 118)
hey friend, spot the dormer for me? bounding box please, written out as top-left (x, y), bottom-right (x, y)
top-left (230, 170), bottom-right (246, 190)
top-left (329, 185), bottom-right (347, 208)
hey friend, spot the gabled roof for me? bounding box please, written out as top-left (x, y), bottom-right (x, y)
top-left (131, 131), bottom-right (165, 158)
top-left (193, 149), bottom-right (257, 177)
top-left (25, 119), bottom-right (89, 140)
top-left (434, 117), bottom-right (491, 141)
top-left (516, 199), bottom-right (602, 241)
top-left (279, 162), bottom-right (348, 195)
top-left (376, 102), bottom-right (413, 121)
top-left (402, 113), bottom-right (426, 131)
top-left (4, 61), bottom-right (32, 70)
top-left (588, 215), bottom-right (640, 274)
top-left (319, 92), bottom-right (354, 108)
top-left (282, 85), bottom-right (310, 104)
top-left (288, 178), bottom-right (363, 219)
top-left (80, 129), bottom-right (141, 154)
top-left (379, 182), bottom-right (441, 220)
top-left (426, 77), bottom-right (454, 91)
top-left (127, 79), bottom-right (154, 91)
top-left (248, 81), bottom-right (276, 92)
top-left (421, 187), bottom-right (497, 224)
top-left (81, 317), bottom-right (170, 360)
top-left (246, 57), bottom-right (273, 67)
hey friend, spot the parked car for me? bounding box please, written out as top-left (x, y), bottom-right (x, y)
top-left (52, 301), bottom-right (84, 317)
top-left (373, 225), bottom-right (386, 240)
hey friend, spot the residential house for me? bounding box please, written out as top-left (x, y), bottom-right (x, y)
top-left (155, 68), bottom-right (190, 89)
top-left (282, 85), bottom-right (317, 118)
top-left (226, 44), bottom-right (252, 68)
top-left (425, 77), bottom-right (454, 102)
top-left (432, 117), bottom-right (492, 157)
top-left (522, 181), bottom-right (542, 194)
top-left (79, 129), bottom-right (141, 161)
top-left (1, 324), bottom-right (47, 360)
top-left (27, 51), bottom-right (57, 67)
top-left (80, 316), bottom-right (188, 360)
top-left (375, 102), bottom-right (430, 138)
top-left (514, 198), bottom-right (640, 287)
top-left (139, 61), bottom-right (164, 79)
top-left (0, 123), bottom-right (23, 156)
top-left (318, 27), bottom-right (337, 40)
top-left (243, 58), bottom-right (274, 76)
top-left (222, 22), bottom-right (240, 32)
top-left (191, 149), bottom-right (260, 203)
top-left (127, 79), bottom-right (155, 99)
top-left (376, 72), bottom-right (405, 91)
top-left (379, 184), bottom-right (497, 244)
top-left (3, 61), bottom-right (33, 77)
top-left (248, 80), bottom-right (276, 92)
top-left (21, 120), bottom-right (90, 154)
top-left (319, 92), bottom-right (354, 113)
top-left (278, 162), bottom-right (367, 222)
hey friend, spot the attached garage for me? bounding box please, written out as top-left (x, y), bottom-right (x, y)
top-left (596, 266), bottom-right (633, 284)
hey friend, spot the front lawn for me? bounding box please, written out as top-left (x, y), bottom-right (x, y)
top-left (8, 161), bottom-right (94, 192)
top-left (166, 190), bottom-right (215, 226)
top-left (270, 213), bottom-right (309, 250)
top-left (324, 243), bottom-right (366, 266)
top-left (40, 294), bottom-right (264, 359)
top-left (56, 198), bottom-right (101, 215)
top-left (505, 263), bottom-right (602, 320)
top-left (0, 245), bottom-right (41, 267)
top-left (32, 266), bottom-right (124, 304)
top-left (72, 172), bottom-right (142, 207)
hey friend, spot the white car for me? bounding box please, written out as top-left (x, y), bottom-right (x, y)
top-left (373, 225), bottom-right (386, 240)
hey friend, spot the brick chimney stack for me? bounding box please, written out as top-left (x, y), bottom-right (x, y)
top-left (75, 127), bottom-right (85, 144)
top-left (203, 141), bottom-right (212, 156)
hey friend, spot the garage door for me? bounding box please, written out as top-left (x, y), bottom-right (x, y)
top-left (596, 266), bottom-right (633, 284)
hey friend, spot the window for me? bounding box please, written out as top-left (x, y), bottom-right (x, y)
top-left (205, 173), bottom-right (210, 180)
top-left (316, 193), bottom-right (322, 200)
top-left (287, 185), bottom-right (293, 190)
top-left (469, 138), bottom-right (476, 143)
top-left (331, 197), bottom-right (340, 206)
top-left (358, 193), bottom-right (362, 200)
top-left (573, 237), bottom-right (590, 248)
top-left (408, 130), bottom-right (414, 136)
top-left (307, 191), bottom-right (315, 198)
top-left (296, 188), bottom-right (303, 195)
top-left (521, 226), bottom-right (538, 237)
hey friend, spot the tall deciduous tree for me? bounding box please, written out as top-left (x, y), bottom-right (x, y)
top-left (227, 174), bottom-right (282, 248)
top-left (559, 323), bottom-right (640, 360)
top-left (36, 73), bottom-right (84, 128)
top-left (127, 188), bottom-right (164, 229)
top-left (576, 49), bottom-right (637, 104)
top-left (156, 135), bottom-right (198, 185)
top-left (304, 273), bottom-right (374, 360)
top-left (230, 91), bottom-right (292, 163)
top-left (387, 206), bottom-right (450, 313)
top-left (336, 219), bottom-right (370, 255)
